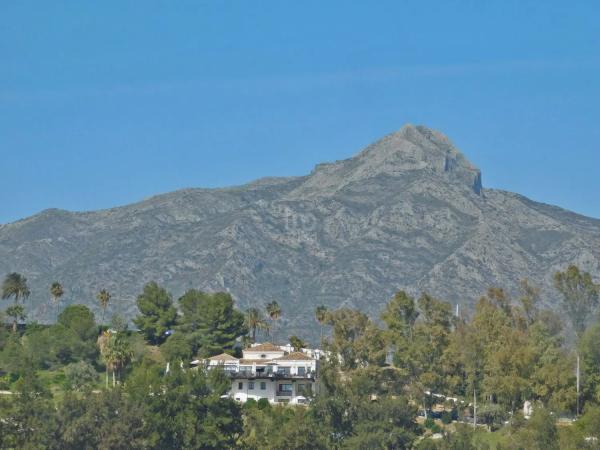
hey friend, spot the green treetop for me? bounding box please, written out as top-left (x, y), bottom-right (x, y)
top-left (58, 304), bottom-right (97, 342)
top-left (324, 308), bottom-right (385, 370)
top-left (50, 281), bottom-right (64, 321)
top-left (554, 265), bottom-right (599, 339)
top-left (244, 307), bottom-right (267, 343)
top-left (133, 282), bottom-right (178, 345)
top-left (2, 272), bottom-right (30, 332)
top-left (178, 290), bottom-right (246, 357)
top-left (96, 289), bottom-right (111, 328)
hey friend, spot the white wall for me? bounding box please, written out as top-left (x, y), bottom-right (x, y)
top-left (230, 378), bottom-right (276, 403)
top-left (228, 378), bottom-right (314, 404)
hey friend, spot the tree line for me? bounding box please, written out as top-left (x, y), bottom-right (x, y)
top-left (0, 265), bottom-right (599, 448)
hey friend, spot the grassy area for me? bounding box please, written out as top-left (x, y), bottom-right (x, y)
top-left (472, 429), bottom-right (505, 449)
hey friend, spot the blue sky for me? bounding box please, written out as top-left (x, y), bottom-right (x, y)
top-left (1, 1), bottom-right (599, 223)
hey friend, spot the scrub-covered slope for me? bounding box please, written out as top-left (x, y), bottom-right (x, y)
top-left (1, 125), bottom-right (598, 339)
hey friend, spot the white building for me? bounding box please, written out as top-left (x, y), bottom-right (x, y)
top-left (196, 343), bottom-right (319, 405)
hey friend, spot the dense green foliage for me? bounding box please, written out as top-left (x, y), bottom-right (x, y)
top-left (0, 269), bottom-right (599, 449)
top-left (244, 307), bottom-right (267, 343)
top-left (177, 290), bottom-right (247, 357)
top-left (133, 281), bottom-right (178, 345)
top-left (554, 265), bottom-right (599, 338)
top-left (2, 272), bottom-right (30, 332)
top-left (96, 288), bottom-right (112, 326)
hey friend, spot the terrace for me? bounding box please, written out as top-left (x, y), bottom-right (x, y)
top-left (224, 367), bottom-right (316, 380)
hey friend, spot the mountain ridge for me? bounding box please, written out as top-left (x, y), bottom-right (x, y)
top-left (1, 124), bottom-right (598, 341)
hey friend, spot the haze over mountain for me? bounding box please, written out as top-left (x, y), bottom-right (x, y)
top-left (1, 124), bottom-right (599, 339)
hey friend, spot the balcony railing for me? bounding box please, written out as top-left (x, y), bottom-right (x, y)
top-left (222, 369), bottom-right (316, 380)
top-left (276, 390), bottom-right (293, 396)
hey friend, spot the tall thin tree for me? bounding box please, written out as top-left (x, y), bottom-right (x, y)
top-left (244, 308), bottom-right (266, 343)
top-left (315, 305), bottom-right (328, 342)
top-left (266, 301), bottom-right (282, 343)
top-left (50, 281), bottom-right (64, 322)
top-left (554, 265), bottom-right (599, 416)
top-left (97, 289), bottom-right (111, 331)
top-left (97, 330), bottom-right (132, 387)
top-left (2, 273), bottom-right (30, 332)
top-left (554, 265), bottom-right (599, 338)
top-left (97, 330), bottom-right (111, 388)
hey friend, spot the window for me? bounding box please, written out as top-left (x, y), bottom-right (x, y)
top-left (277, 366), bottom-right (290, 375)
top-left (278, 383), bottom-right (292, 393)
top-left (249, 381), bottom-right (255, 390)
top-left (238, 382), bottom-right (243, 390)
top-left (260, 382), bottom-right (266, 390)
top-left (297, 366), bottom-right (306, 375)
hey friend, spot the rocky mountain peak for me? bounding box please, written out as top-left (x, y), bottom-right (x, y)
top-left (356, 124), bottom-right (482, 193)
top-left (2, 125), bottom-right (597, 342)
top-left (292, 124), bottom-right (483, 198)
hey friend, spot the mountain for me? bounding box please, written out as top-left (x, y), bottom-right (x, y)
top-left (1, 124), bottom-right (599, 340)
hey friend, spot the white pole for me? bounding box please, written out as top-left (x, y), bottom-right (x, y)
top-left (577, 353), bottom-right (580, 416)
top-left (473, 389), bottom-right (477, 427)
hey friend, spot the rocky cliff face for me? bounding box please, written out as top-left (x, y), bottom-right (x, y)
top-left (1, 125), bottom-right (598, 340)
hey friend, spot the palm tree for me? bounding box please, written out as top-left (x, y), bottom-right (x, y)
top-left (108, 333), bottom-right (133, 387)
top-left (266, 301), bottom-right (281, 342)
top-left (245, 308), bottom-right (267, 343)
top-left (2, 273), bottom-right (30, 332)
top-left (5, 305), bottom-right (26, 333)
top-left (315, 305), bottom-right (328, 341)
top-left (98, 331), bottom-right (133, 387)
top-left (97, 331), bottom-right (111, 388)
top-left (96, 289), bottom-right (111, 330)
top-left (50, 281), bottom-right (64, 322)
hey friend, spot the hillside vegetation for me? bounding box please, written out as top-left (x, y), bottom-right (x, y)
top-left (1, 265), bottom-right (599, 448)
top-left (2, 125), bottom-right (599, 340)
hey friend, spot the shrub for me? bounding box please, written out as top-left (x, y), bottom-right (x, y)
top-left (424, 417), bottom-right (435, 429)
top-left (257, 398), bottom-right (271, 410)
top-left (0, 373), bottom-right (14, 390)
top-left (64, 361), bottom-right (98, 391)
top-left (441, 410), bottom-right (452, 424)
top-left (430, 422), bottom-right (442, 434)
top-left (451, 407), bottom-right (459, 421)
top-left (243, 398), bottom-right (257, 410)
top-left (160, 334), bottom-right (193, 363)
top-left (415, 439), bottom-right (441, 450)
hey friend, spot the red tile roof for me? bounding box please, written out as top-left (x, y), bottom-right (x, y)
top-left (245, 343), bottom-right (282, 352)
top-left (207, 353), bottom-right (238, 361)
top-left (275, 352), bottom-right (313, 361)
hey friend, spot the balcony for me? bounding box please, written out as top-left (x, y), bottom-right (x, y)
top-left (284, 371), bottom-right (316, 380)
top-left (276, 390), bottom-right (293, 397)
top-left (221, 369), bottom-right (316, 380)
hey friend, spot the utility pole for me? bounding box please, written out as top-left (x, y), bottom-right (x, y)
top-left (577, 353), bottom-right (580, 416)
top-left (473, 389), bottom-right (477, 427)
